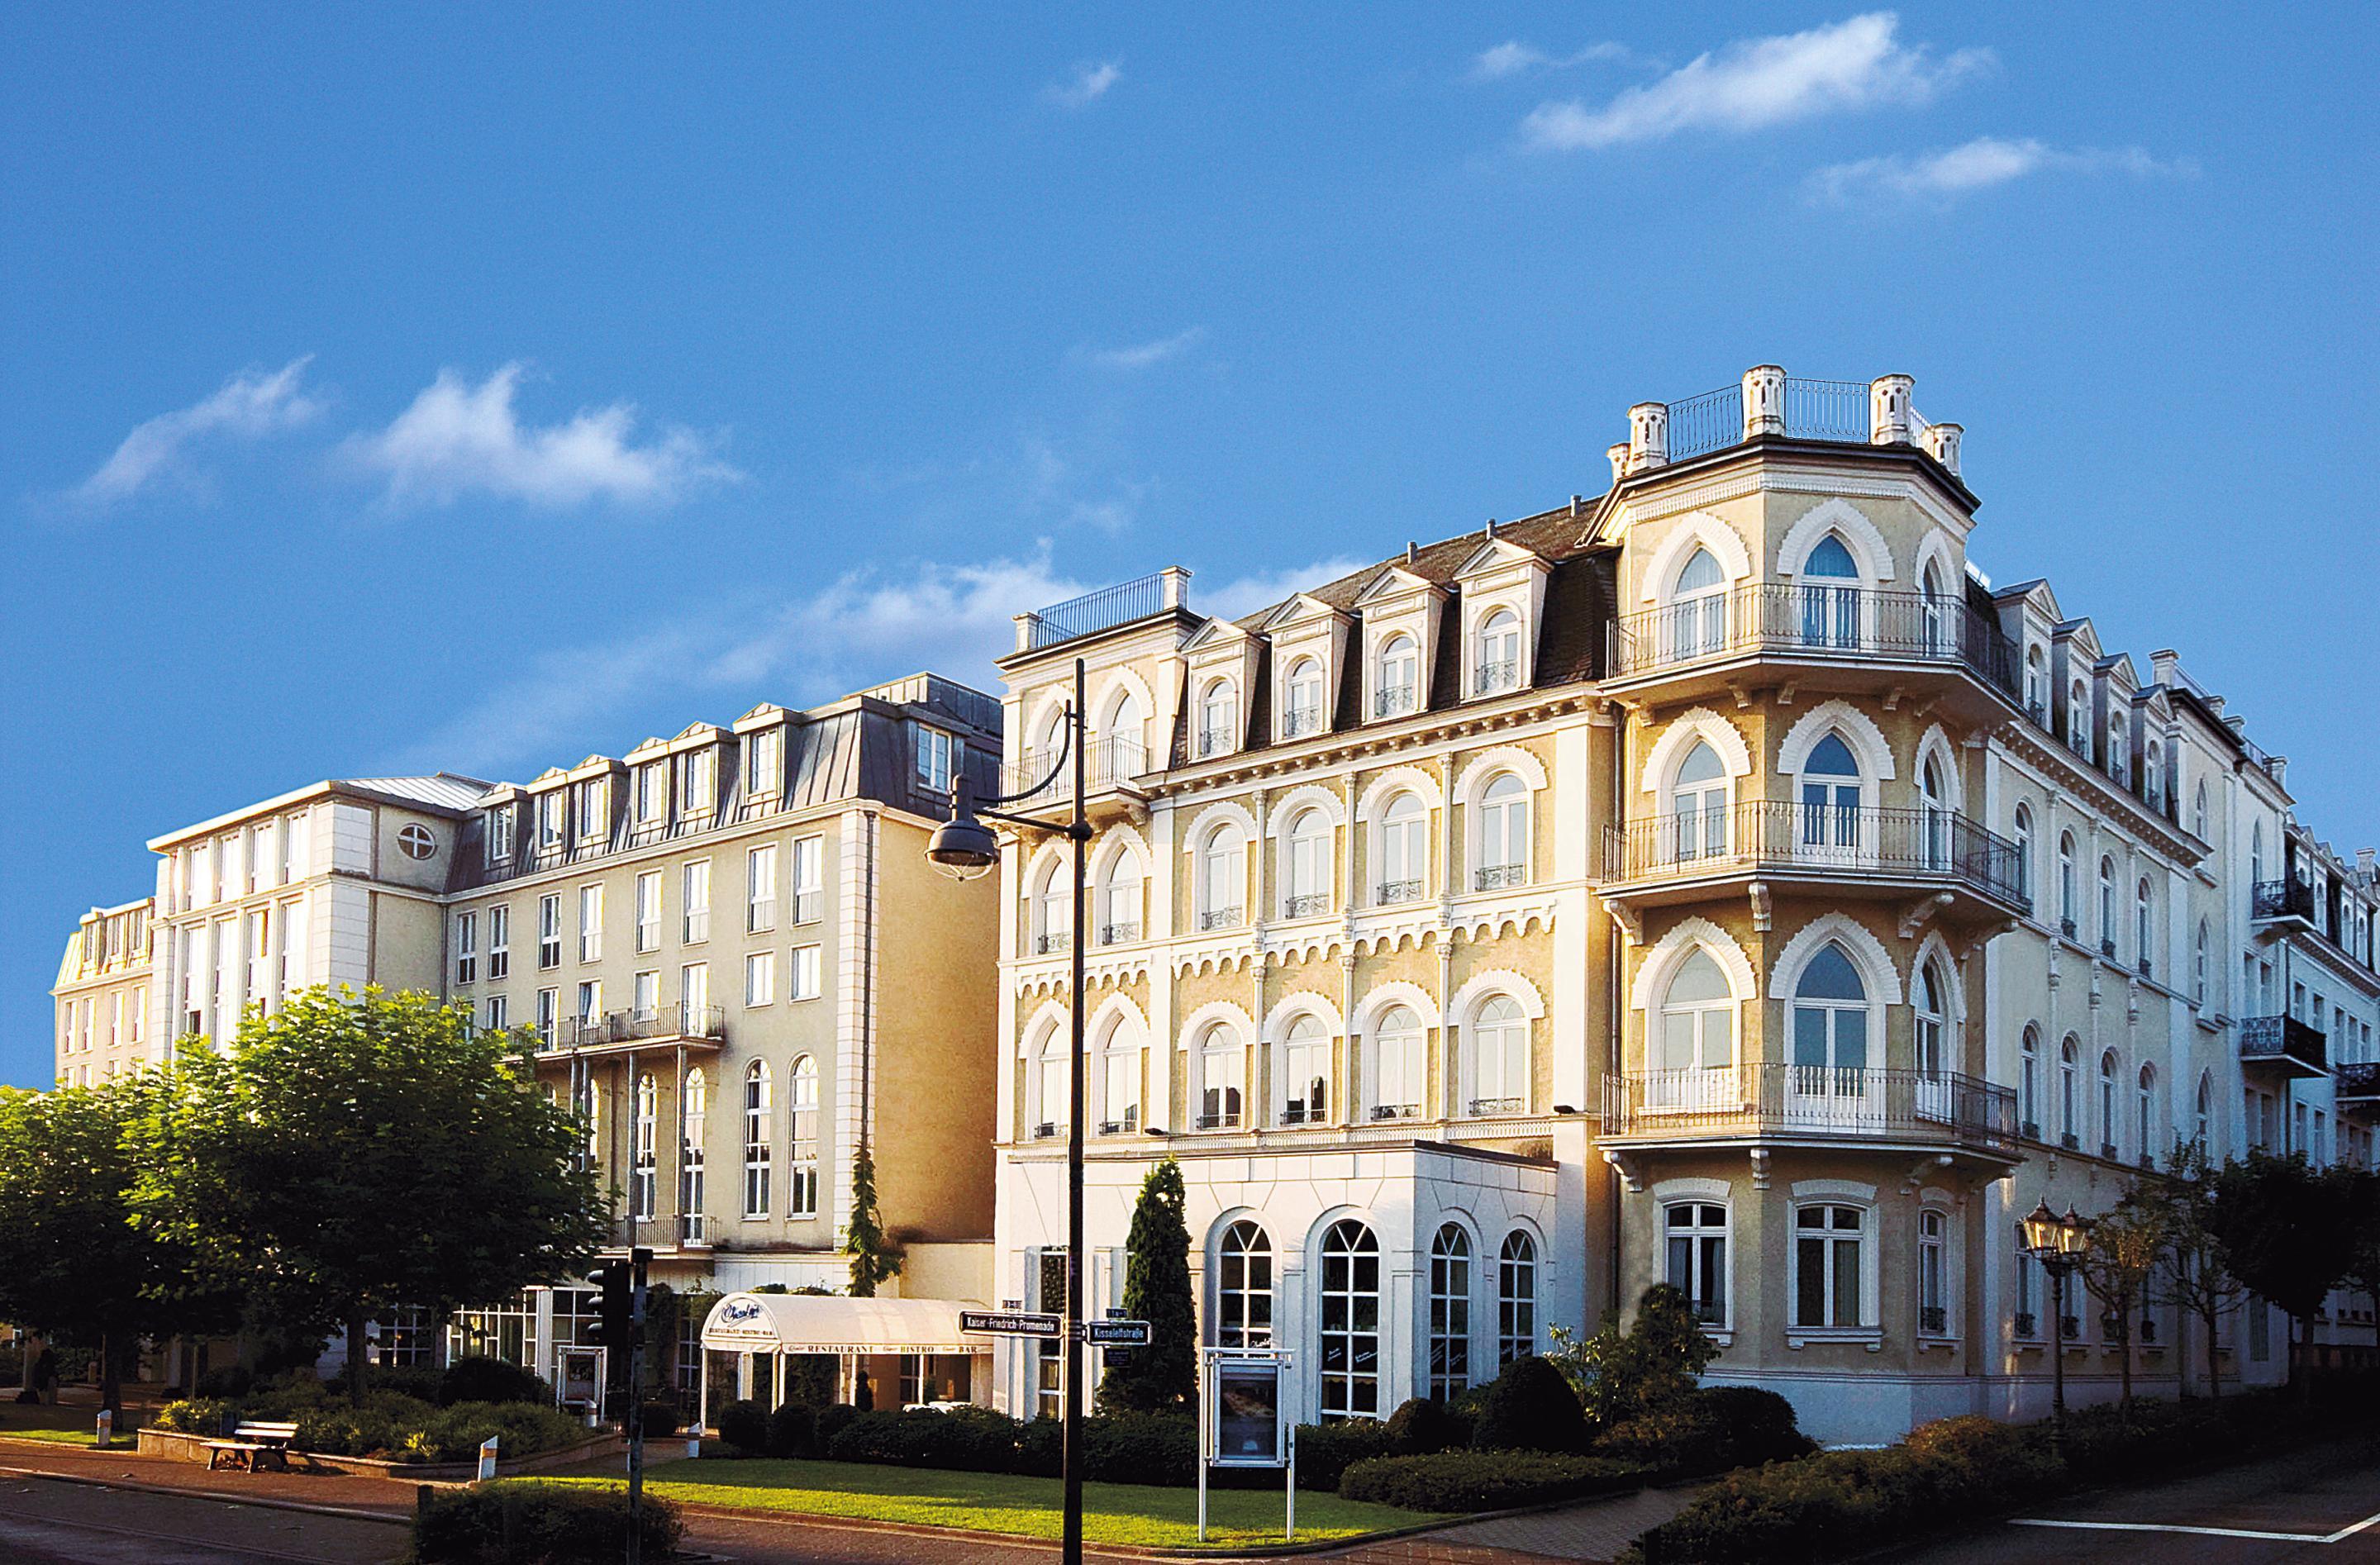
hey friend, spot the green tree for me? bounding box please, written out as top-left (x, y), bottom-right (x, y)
top-left (1098, 1158), bottom-right (1195, 1413)
top-left (0, 1077), bottom-right (231, 1414)
top-left (2206, 1149), bottom-right (2356, 1398)
top-left (2159, 1140), bottom-right (2248, 1400)
top-left (2080, 1179), bottom-right (2173, 1419)
top-left (1548, 1283), bottom-right (1718, 1429)
top-left (130, 986), bottom-right (609, 1403)
top-left (844, 1140), bottom-right (902, 1297)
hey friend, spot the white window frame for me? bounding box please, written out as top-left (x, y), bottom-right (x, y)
top-left (578, 884), bottom-right (603, 963)
top-left (789, 944), bottom-right (821, 1002)
top-left (635, 870), bottom-right (662, 954)
top-left (744, 950), bottom-right (775, 1007)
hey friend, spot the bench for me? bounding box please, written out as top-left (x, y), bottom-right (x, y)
top-left (202, 1420), bottom-right (300, 1472)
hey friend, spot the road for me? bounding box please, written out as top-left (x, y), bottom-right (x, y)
top-left (0, 1471), bottom-right (404, 1563)
top-left (1877, 1436), bottom-right (2380, 1564)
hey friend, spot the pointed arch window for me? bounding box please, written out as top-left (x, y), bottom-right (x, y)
top-left (1377, 791), bottom-right (1428, 904)
top-left (1196, 1023), bottom-right (1244, 1130)
top-left (2057, 834), bottom-right (2078, 935)
top-left (1035, 1030), bottom-right (1069, 1139)
top-left (1428, 1225), bottom-right (1474, 1399)
top-left (1672, 741), bottom-right (1730, 862)
top-left (1376, 634), bottom-right (1419, 717)
top-left (1668, 546), bottom-right (1730, 660)
top-left (1476, 609), bottom-right (1521, 693)
top-left (2193, 780), bottom-right (2210, 840)
top-left (1214, 1220), bottom-right (1273, 1349)
top-left (1033, 858), bottom-right (1070, 955)
top-left (2098, 858), bottom-right (2117, 953)
top-left (1654, 949), bottom-right (1735, 1108)
top-left (1369, 1006), bottom-right (1425, 1120)
top-left (1798, 734), bottom-right (1862, 854)
top-left (2098, 1049), bottom-right (2121, 1157)
top-left (1467, 995), bottom-right (1530, 1115)
top-left (1283, 658), bottom-right (1325, 738)
top-left (1920, 561), bottom-right (1949, 656)
top-left (1788, 944), bottom-right (1870, 1123)
top-left (1914, 960), bottom-right (1953, 1122)
top-left (1279, 1014), bottom-right (1330, 1126)
top-left (2020, 1025), bottom-right (2042, 1137)
top-left (2195, 1072), bottom-right (2215, 1154)
top-left (2135, 879), bottom-right (2154, 975)
top-left (2013, 804), bottom-right (2034, 901)
top-left (2194, 918), bottom-right (2210, 1005)
top-left (2137, 1064), bottom-right (2159, 1168)
top-left (1317, 1220), bottom-right (1381, 1420)
top-left (1799, 533), bottom-right (1862, 648)
top-left (1919, 753), bottom-right (1951, 870)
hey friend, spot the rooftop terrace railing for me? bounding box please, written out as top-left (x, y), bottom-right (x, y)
top-left (1666, 377), bottom-right (1878, 461)
top-left (1026, 572), bottom-right (1173, 649)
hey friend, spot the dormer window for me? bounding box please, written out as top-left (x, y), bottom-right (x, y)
top-left (574, 778), bottom-right (608, 841)
top-left (2024, 646), bottom-right (2048, 722)
top-left (634, 762), bottom-right (666, 825)
top-left (484, 806), bottom-right (516, 868)
top-left (678, 749), bottom-right (716, 816)
top-left (1199, 678), bottom-right (1239, 759)
top-left (915, 725), bottom-right (954, 792)
top-left (1283, 659), bottom-right (1325, 739)
top-left (536, 792), bottom-right (564, 851)
top-left (2107, 716), bottom-right (2128, 786)
top-left (747, 729), bottom-right (783, 797)
top-left (2068, 682), bottom-right (2091, 758)
top-left (1475, 610), bottom-right (1521, 695)
top-left (1376, 634), bottom-right (1418, 718)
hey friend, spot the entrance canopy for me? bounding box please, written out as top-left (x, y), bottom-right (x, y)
top-left (700, 1291), bottom-right (985, 1357)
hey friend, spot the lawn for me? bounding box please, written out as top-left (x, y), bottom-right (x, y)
top-left (0, 1427), bottom-right (109, 1448)
top-left (530, 1457), bottom-right (1442, 1548)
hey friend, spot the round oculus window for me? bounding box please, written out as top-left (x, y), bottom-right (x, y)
top-left (397, 825), bottom-right (437, 860)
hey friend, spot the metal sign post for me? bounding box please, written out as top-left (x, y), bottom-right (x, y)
top-left (1197, 1349), bottom-right (1294, 1544)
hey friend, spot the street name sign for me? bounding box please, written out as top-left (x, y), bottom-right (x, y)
top-left (960, 1310), bottom-right (1062, 1338)
top-left (1082, 1318), bottom-right (1153, 1346)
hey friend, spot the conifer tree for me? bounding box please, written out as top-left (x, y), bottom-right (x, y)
top-left (1099, 1158), bottom-right (1195, 1412)
top-left (844, 1141), bottom-right (901, 1297)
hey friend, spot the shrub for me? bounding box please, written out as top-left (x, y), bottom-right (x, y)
top-left (1594, 1387), bottom-right (1813, 1475)
top-left (1292, 1420), bottom-right (1394, 1491)
top-left (812, 1401), bottom-right (860, 1448)
top-left (415, 1402), bottom-right (595, 1464)
top-left (1341, 1451), bottom-right (1647, 1512)
top-left (764, 1403), bottom-right (813, 1458)
top-left (827, 1406), bottom-right (1037, 1472)
top-left (438, 1356), bottom-right (551, 1409)
top-left (1082, 1411), bottom-right (1195, 1486)
top-left (153, 1397), bottom-right (233, 1434)
top-left (414, 1482), bottom-right (682, 1563)
top-left (1387, 1396), bottom-right (1472, 1456)
top-left (328, 1363), bottom-right (444, 1403)
top-left (1472, 1356), bottom-right (1591, 1454)
top-left (716, 1399), bottom-right (769, 1457)
top-left (1697, 1386), bottom-right (1816, 1468)
top-left (639, 1401), bottom-right (683, 1439)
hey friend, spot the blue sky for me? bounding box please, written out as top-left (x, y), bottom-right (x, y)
top-left (5, 5), bottom-right (2373, 1087)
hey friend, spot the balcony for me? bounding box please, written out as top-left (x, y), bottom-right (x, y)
top-left (1280, 707), bottom-right (1325, 740)
top-left (1377, 879), bottom-right (1426, 906)
top-left (2336, 1061), bottom-right (2380, 1110)
top-left (1374, 684), bottom-right (1417, 720)
top-left (2237, 1015), bottom-right (2328, 1077)
top-left (1474, 659), bottom-right (1521, 696)
top-left (1098, 921), bottom-right (1140, 946)
top-left (1282, 892), bottom-right (1331, 920)
top-left (1035, 930), bottom-right (1073, 956)
top-left (1002, 736), bottom-right (1149, 816)
top-left (1607, 584), bottom-right (2020, 711)
top-left (1023, 572), bottom-right (1177, 649)
top-left (1198, 906), bottom-right (1244, 932)
top-left (526, 1003), bottom-right (727, 1059)
top-left (1473, 863), bottom-right (1526, 893)
top-left (1602, 802), bottom-right (2027, 924)
top-left (2251, 878), bottom-right (2318, 925)
top-left (1601, 1063), bottom-right (2018, 1160)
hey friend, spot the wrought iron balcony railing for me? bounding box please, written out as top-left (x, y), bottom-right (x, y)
top-left (1474, 659), bottom-right (1521, 694)
top-left (2252, 878), bottom-right (2318, 923)
top-left (1099, 921), bottom-right (1140, 946)
top-left (1369, 1101), bottom-right (1421, 1121)
top-left (1282, 892), bottom-right (1330, 919)
top-left (1611, 583), bottom-right (2020, 697)
top-left (1602, 1063), bottom-right (2018, 1154)
top-left (1468, 1096), bottom-right (1526, 1116)
top-left (1376, 878), bottom-right (1426, 906)
top-left (545, 1003), bottom-right (727, 1052)
top-left (1474, 863), bottom-right (1526, 892)
top-left (1199, 906), bottom-right (1243, 931)
top-left (1035, 930), bottom-right (1072, 955)
top-left (1374, 684), bottom-right (1417, 719)
top-left (1197, 726), bottom-right (1235, 758)
top-left (2238, 1015), bottom-right (2329, 1074)
top-left (2335, 1060), bottom-right (2380, 1101)
top-left (1603, 802), bottom-right (2027, 910)
top-left (1026, 572), bottom-right (1173, 648)
top-left (1280, 707), bottom-right (1324, 740)
top-left (1002, 736), bottom-right (1147, 803)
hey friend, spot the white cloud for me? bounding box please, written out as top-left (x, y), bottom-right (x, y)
top-left (1468, 40), bottom-right (1634, 82)
top-left (1076, 326), bottom-right (1208, 371)
top-left (74, 357), bottom-right (324, 506)
top-left (1045, 59), bottom-right (1121, 109)
top-left (1519, 12), bottom-right (1987, 150)
top-left (412, 549), bottom-right (1372, 777)
top-left (1807, 136), bottom-right (2187, 202)
top-left (343, 364), bottom-right (740, 508)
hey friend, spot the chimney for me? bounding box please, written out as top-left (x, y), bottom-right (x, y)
top-left (2357, 848), bottom-right (2374, 881)
top-left (1013, 611), bottom-right (1043, 654)
top-left (1742, 364), bottom-right (1787, 438)
top-left (1627, 402), bottom-right (1669, 471)
top-left (1159, 565), bottom-right (1192, 610)
top-left (1485, 517), bottom-right (1497, 539)
top-left (1405, 541), bottom-right (1417, 568)
top-left (1869, 374), bottom-right (1915, 445)
top-left (1569, 494), bottom-right (1583, 516)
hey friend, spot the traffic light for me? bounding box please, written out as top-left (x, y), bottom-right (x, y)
top-left (587, 1259), bottom-right (640, 1351)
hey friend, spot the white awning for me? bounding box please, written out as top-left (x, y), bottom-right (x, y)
top-left (700, 1291), bottom-right (988, 1357)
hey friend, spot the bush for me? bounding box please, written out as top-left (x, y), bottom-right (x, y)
top-left (414, 1482), bottom-right (683, 1563)
top-left (1697, 1386), bottom-right (1816, 1468)
top-left (1341, 1451), bottom-right (1647, 1512)
top-left (328, 1363), bottom-right (445, 1403)
top-left (1472, 1356), bottom-right (1591, 1454)
top-left (827, 1406), bottom-right (1038, 1472)
top-left (1082, 1411), bottom-right (1195, 1486)
top-left (716, 1399), bottom-right (769, 1457)
top-left (813, 1401), bottom-right (860, 1448)
top-left (438, 1356), bottom-right (550, 1409)
top-left (1292, 1420), bottom-right (1394, 1491)
top-left (762, 1402), bottom-right (813, 1458)
top-left (1594, 1387), bottom-right (1812, 1476)
top-left (153, 1398), bottom-right (233, 1434)
top-left (1387, 1396), bottom-right (1473, 1456)
top-left (639, 1401), bottom-right (683, 1439)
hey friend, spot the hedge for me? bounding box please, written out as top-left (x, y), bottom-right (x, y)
top-left (1340, 1452), bottom-right (1649, 1512)
top-left (1472, 1356), bottom-right (1591, 1453)
top-left (151, 1389), bottom-right (590, 1465)
top-left (1292, 1419), bottom-right (1395, 1491)
top-left (414, 1482), bottom-right (682, 1563)
top-left (1594, 1385), bottom-right (1814, 1476)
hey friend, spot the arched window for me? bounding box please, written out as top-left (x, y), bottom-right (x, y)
top-left (1097, 1013), bottom-right (1141, 1134)
top-left (742, 1059), bottom-right (771, 1218)
top-left (2137, 1064), bottom-right (2159, 1168)
top-left (2250, 821), bottom-right (2264, 887)
top-left (1103, 689), bottom-right (1145, 771)
top-left (1317, 1220), bottom-right (1381, 1420)
top-left (1428, 1225), bottom-right (1473, 1399)
top-left (2069, 681), bottom-right (2091, 757)
top-left (1370, 1006), bottom-right (1425, 1120)
top-left (632, 1073), bottom-right (658, 1220)
top-left (2020, 1025), bottom-right (2042, 1136)
top-left (2059, 1036), bottom-right (2080, 1148)
top-left (1283, 808), bottom-right (1332, 918)
top-left (1799, 534), bottom-right (1862, 648)
top-left (2098, 858), bottom-right (2117, 951)
top-left (1474, 773), bottom-right (1530, 890)
top-left (1655, 950), bottom-right (1735, 1105)
top-left (1214, 1220), bottom-right (1273, 1348)
top-left (2135, 879), bottom-right (2154, 974)
top-left (1100, 849), bottom-right (1143, 944)
top-left (1669, 546), bottom-right (1730, 660)
top-left (1919, 753), bottom-right (1950, 869)
top-left (1033, 858), bottom-right (1069, 954)
top-left (1377, 792), bottom-right (1428, 903)
top-left (1915, 960), bottom-right (1949, 1078)
top-left (2013, 804), bottom-right (2034, 901)
top-left (681, 1068), bottom-right (707, 1239)
top-left (2108, 714), bottom-right (2130, 786)
top-left (1035, 1030), bottom-right (1069, 1138)
top-left (2025, 645), bottom-right (2048, 717)
top-left (2058, 834), bottom-right (2078, 933)
top-left (2195, 1072), bottom-right (2214, 1155)
top-left (789, 1054), bottom-right (819, 1217)
top-left (1497, 1232), bottom-right (1537, 1364)
top-left (1198, 823), bottom-right (1246, 929)
top-left (2098, 1049), bottom-right (2121, 1156)
top-left (1476, 608), bottom-right (1521, 692)
top-left (2195, 918), bottom-right (2210, 1005)
top-left (1283, 658), bottom-right (1325, 738)
top-left (1197, 1023), bottom-right (1244, 1130)
top-left (1468, 995), bottom-right (1530, 1115)
top-left (1798, 734), bottom-right (1862, 854)
top-left (1377, 634), bottom-right (1419, 717)
top-left (1199, 678), bottom-right (1239, 759)
top-left (1920, 561), bottom-right (1949, 655)
top-left (1789, 944), bottom-right (1870, 1124)
top-left (1665, 1201), bottom-right (1728, 1326)
top-left (2192, 780), bottom-right (2209, 840)
top-left (1672, 741), bottom-right (1730, 862)
top-left (1279, 1014), bottom-right (1330, 1126)
top-left (2145, 742), bottom-right (2163, 809)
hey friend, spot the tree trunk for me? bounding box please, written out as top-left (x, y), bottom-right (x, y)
top-left (17, 1332), bottom-right (32, 1400)
top-left (98, 1329), bottom-right (121, 1418)
top-left (2117, 1300), bottom-right (2135, 1419)
top-left (2201, 1304), bottom-right (2223, 1400)
top-left (348, 1308), bottom-right (370, 1406)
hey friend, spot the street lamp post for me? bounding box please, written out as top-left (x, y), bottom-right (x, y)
top-left (2022, 1199), bottom-right (2089, 1452)
top-left (927, 655), bottom-right (1092, 1565)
